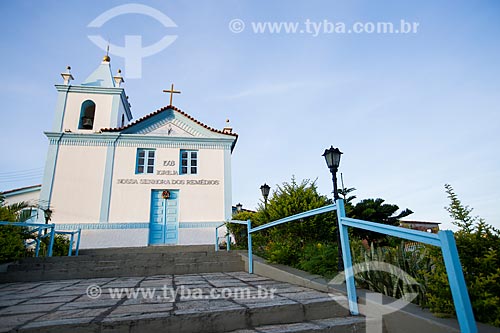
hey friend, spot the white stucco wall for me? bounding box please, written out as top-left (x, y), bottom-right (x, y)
top-left (50, 145), bottom-right (107, 222)
top-left (79, 228), bottom-right (149, 249)
top-left (108, 146), bottom-right (226, 223)
top-left (3, 189), bottom-right (40, 207)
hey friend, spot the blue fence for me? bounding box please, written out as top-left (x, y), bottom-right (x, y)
top-left (0, 222), bottom-right (81, 257)
top-left (219, 199), bottom-right (477, 333)
top-left (215, 220), bottom-right (247, 252)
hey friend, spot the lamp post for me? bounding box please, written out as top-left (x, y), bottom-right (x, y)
top-left (260, 183), bottom-right (271, 209)
top-left (235, 203), bottom-right (243, 213)
top-left (322, 146), bottom-right (344, 271)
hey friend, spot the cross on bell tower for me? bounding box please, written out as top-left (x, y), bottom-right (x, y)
top-left (163, 84), bottom-right (181, 106)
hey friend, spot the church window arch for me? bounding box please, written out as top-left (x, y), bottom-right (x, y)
top-left (78, 100), bottom-right (96, 130)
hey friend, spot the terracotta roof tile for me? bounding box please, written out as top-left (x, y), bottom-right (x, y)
top-left (101, 105), bottom-right (238, 138)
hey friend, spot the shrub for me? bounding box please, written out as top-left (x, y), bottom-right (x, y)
top-left (351, 241), bottom-right (431, 305)
top-left (38, 234), bottom-right (71, 257)
top-left (0, 225), bottom-right (29, 263)
top-left (298, 242), bottom-right (339, 278)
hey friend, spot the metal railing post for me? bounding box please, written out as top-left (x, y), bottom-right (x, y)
top-left (68, 233), bottom-right (74, 256)
top-left (247, 219), bottom-right (253, 274)
top-left (75, 229), bottom-right (81, 256)
top-left (47, 225), bottom-right (55, 257)
top-left (336, 199), bottom-right (359, 315)
top-left (35, 227), bottom-right (41, 257)
top-left (438, 230), bottom-right (477, 333)
top-left (226, 233), bottom-right (230, 251)
top-left (215, 227), bottom-right (219, 252)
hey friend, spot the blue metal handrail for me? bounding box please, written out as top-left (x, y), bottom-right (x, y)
top-left (224, 199), bottom-right (477, 333)
top-left (335, 199), bottom-right (476, 333)
top-left (54, 229), bottom-right (82, 256)
top-left (215, 220), bottom-right (247, 252)
top-left (0, 222), bottom-right (82, 257)
top-left (0, 221), bottom-right (55, 257)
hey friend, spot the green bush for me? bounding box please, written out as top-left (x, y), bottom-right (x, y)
top-left (421, 225), bottom-right (500, 326)
top-left (0, 225), bottom-right (29, 263)
top-left (298, 242), bottom-right (338, 278)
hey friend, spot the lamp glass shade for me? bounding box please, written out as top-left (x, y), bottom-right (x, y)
top-left (235, 203), bottom-right (243, 211)
top-left (322, 146), bottom-right (343, 169)
top-left (260, 183), bottom-right (271, 198)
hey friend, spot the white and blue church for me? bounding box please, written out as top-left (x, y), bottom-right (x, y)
top-left (3, 54), bottom-right (237, 248)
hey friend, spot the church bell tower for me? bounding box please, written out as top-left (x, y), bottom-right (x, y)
top-left (51, 54), bottom-right (132, 133)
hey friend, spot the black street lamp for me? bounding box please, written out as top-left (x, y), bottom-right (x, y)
top-left (322, 146), bottom-right (343, 200)
top-left (235, 203), bottom-right (243, 212)
top-left (322, 146), bottom-right (344, 271)
top-left (260, 183), bottom-right (271, 209)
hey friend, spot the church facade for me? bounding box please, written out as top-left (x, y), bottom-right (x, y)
top-left (27, 55), bottom-right (237, 248)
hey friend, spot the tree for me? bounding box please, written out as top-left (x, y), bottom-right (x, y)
top-left (0, 194), bottom-right (30, 222)
top-left (423, 184), bottom-right (500, 327)
top-left (338, 187), bottom-right (357, 204)
top-left (349, 198), bottom-right (413, 243)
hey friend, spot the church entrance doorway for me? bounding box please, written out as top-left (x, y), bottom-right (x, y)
top-left (149, 190), bottom-right (179, 245)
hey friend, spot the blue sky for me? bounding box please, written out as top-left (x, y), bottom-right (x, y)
top-left (1, 1), bottom-right (499, 229)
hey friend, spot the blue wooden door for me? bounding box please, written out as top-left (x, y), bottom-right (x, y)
top-left (149, 190), bottom-right (179, 245)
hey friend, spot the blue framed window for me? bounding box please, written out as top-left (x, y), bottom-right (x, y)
top-left (180, 150), bottom-right (198, 175)
top-left (136, 149), bottom-right (155, 174)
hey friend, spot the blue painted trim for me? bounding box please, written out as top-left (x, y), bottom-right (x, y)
top-left (135, 148), bottom-right (156, 174)
top-left (56, 223), bottom-right (149, 230)
top-left (55, 84), bottom-right (124, 94)
top-left (39, 133), bottom-right (63, 210)
top-left (223, 148), bottom-right (232, 220)
top-left (53, 221), bottom-right (225, 230)
top-left (109, 94), bottom-right (120, 128)
top-left (121, 108), bottom-right (226, 139)
top-left (180, 222), bottom-right (225, 228)
top-left (179, 150), bottom-right (198, 175)
top-left (52, 86), bottom-right (70, 132)
top-left (99, 135), bottom-right (120, 222)
top-left (44, 132), bottom-right (234, 150)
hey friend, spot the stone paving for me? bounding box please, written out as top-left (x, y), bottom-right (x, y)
top-left (0, 272), bottom-right (348, 332)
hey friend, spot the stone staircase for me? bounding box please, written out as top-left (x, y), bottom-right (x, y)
top-left (0, 245), bottom-right (244, 282)
top-left (0, 247), bottom-right (368, 332)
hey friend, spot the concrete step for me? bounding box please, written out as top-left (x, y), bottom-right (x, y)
top-left (0, 272), bottom-right (361, 333)
top-left (229, 317), bottom-right (367, 333)
top-left (17, 250), bottom-right (242, 264)
top-left (78, 245), bottom-right (215, 255)
top-left (8, 255), bottom-right (241, 270)
top-left (0, 249), bottom-right (245, 282)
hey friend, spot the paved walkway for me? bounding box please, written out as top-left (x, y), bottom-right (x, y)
top-left (0, 272), bottom-right (347, 332)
